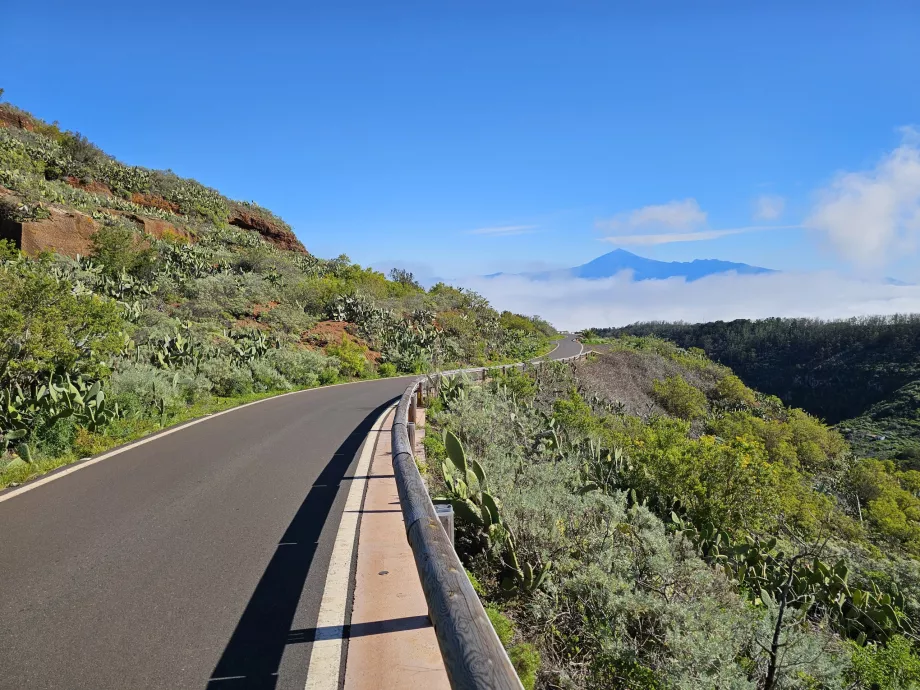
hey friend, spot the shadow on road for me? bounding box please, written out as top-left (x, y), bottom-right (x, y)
top-left (285, 615), bottom-right (432, 644)
top-left (207, 398), bottom-right (397, 689)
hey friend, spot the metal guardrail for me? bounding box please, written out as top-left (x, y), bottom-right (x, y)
top-left (390, 351), bottom-right (588, 690)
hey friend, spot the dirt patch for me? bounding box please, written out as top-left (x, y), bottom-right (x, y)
top-left (131, 192), bottom-right (180, 214)
top-left (303, 320), bottom-right (354, 347)
top-left (233, 317), bottom-right (268, 331)
top-left (251, 301), bottom-right (280, 317)
top-left (574, 348), bottom-right (719, 419)
top-left (65, 176), bottom-right (113, 196)
top-left (302, 320), bottom-right (381, 363)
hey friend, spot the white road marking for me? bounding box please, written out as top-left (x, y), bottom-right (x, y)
top-left (304, 405), bottom-right (394, 690)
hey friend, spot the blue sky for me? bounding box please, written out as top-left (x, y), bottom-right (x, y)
top-left (3, 1), bottom-right (920, 290)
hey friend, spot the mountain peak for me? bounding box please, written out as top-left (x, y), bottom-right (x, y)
top-left (487, 249), bottom-right (775, 282)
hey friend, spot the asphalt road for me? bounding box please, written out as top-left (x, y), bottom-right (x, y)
top-left (0, 337), bottom-right (581, 690)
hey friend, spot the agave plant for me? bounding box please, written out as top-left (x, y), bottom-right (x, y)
top-left (434, 430), bottom-right (553, 596)
top-left (0, 373), bottom-right (121, 452)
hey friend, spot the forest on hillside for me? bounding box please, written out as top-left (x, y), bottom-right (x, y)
top-left (0, 99), bottom-right (555, 488)
top-left (589, 316), bottom-right (920, 465)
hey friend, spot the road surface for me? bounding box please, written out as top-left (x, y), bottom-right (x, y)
top-left (0, 337), bottom-right (582, 689)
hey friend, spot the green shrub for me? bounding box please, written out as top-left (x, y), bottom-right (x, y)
top-left (0, 262), bottom-right (124, 387)
top-left (707, 408), bottom-right (848, 473)
top-left (484, 605), bottom-right (539, 690)
top-left (326, 336), bottom-right (370, 378)
top-left (108, 362), bottom-right (185, 415)
top-left (849, 459), bottom-right (920, 554)
top-left (377, 362), bottom-right (397, 378)
top-left (652, 375), bottom-right (709, 420)
top-left (847, 635), bottom-right (920, 689)
top-left (508, 642), bottom-right (540, 690)
top-left (249, 360), bottom-right (292, 392)
top-left (422, 432), bottom-right (446, 462)
top-left (714, 373), bottom-right (757, 407)
top-left (489, 366), bottom-right (537, 400)
top-left (485, 605), bottom-right (514, 647)
top-left (264, 348), bottom-right (332, 387)
top-left (198, 358), bottom-right (254, 397)
top-left (90, 222), bottom-right (155, 278)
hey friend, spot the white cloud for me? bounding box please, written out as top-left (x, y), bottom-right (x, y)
top-left (806, 129), bottom-right (920, 266)
top-left (755, 195), bottom-right (786, 220)
top-left (460, 272), bottom-right (920, 331)
top-left (601, 225), bottom-right (800, 246)
top-left (467, 224), bottom-right (537, 236)
top-left (596, 198), bottom-right (796, 246)
top-left (598, 198), bottom-right (707, 232)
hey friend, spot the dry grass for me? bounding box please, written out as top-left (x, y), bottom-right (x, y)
top-left (574, 345), bottom-right (720, 421)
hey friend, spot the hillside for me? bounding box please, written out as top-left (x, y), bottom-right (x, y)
top-left (422, 337), bottom-right (920, 688)
top-left (593, 316), bottom-right (920, 461)
top-left (0, 99), bottom-right (556, 488)
top-left (842, 380), bottom-right (920, 467)
top-left (592, 316), bottom-right (920, 425)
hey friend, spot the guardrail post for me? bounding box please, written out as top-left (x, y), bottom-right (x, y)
top-left (409, 394), bottom-right (417, 424)
top-left (434, 503), bottom-right (454, 547)
top-left (407, 421), bottom-right (416, 452)
top-left (416, 384), bottom-right (423, 408)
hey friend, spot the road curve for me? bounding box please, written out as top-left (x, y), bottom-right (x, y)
top-left (0, 337), bottom-right (580, 690)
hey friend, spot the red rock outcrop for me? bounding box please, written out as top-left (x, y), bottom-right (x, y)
top-left (118, 212), bottom-right (193, 242)
top-left (0, 207), bottom-right (96, 257)
top-left (0, 107), bottom-right (35, 131)
top-left (227, 204), bottom-right (306, 253)
top-left (65, 176), bottom-right (114, 196)
top-left (130, 192), bottom-right (180, 214)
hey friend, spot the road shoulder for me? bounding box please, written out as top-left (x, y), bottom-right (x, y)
top-left (343, 408), bottom-right (449, 690)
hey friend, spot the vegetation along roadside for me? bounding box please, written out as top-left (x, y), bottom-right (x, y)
top-left (421, 338), bottom-right (920, 689)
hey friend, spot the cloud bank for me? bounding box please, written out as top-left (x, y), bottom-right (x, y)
top-left (462, 272), bottom-right (920, 331)
top-left (806, 129), bottom-right (920, 266)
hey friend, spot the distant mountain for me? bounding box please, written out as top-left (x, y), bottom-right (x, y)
top-left (488, 248), bottom-right (776, 282)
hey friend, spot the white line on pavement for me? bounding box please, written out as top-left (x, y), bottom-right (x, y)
top-left (304, 404), bottom-right (394, 690)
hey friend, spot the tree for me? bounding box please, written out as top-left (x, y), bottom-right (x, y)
top-left (388, 267), bottom-right (421, 290)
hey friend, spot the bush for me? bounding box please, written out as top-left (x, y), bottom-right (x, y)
top-left (489, 366), bottom-right (537, 400)
top-left (0, 262), bottom-right (124, 387)
top-left (108, 362), bottom-right (185, 415)
top-left (847, 635), bottom-right (920, 689)
top-left (652, 375), bottom-right (709, 420)
top-left (198, 357), bottom-right (254, 397)
top-left (249, 360), bottom-right (292, 392)
top-left (508, 643), bottom-right (540, 690)
top-left (714, 373), bottom-right (757, 407)
top-left (326, 336), bottom-right (370, 378)
top-left (90, 222), bottom-right (155, 278)
top-left (485, 606), bottom-right (515, 647)
top-left (849, 459), bottom-right (920, 554)
top-left (378, 362), bottom-right (397, 378)
top-left (72, 427), bottom-right (110, 458)
top-left (264, 347), bottom-right (334, 388)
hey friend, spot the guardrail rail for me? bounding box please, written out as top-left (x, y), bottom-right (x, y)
top-left (390, 351), bottom-right (588, 690)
